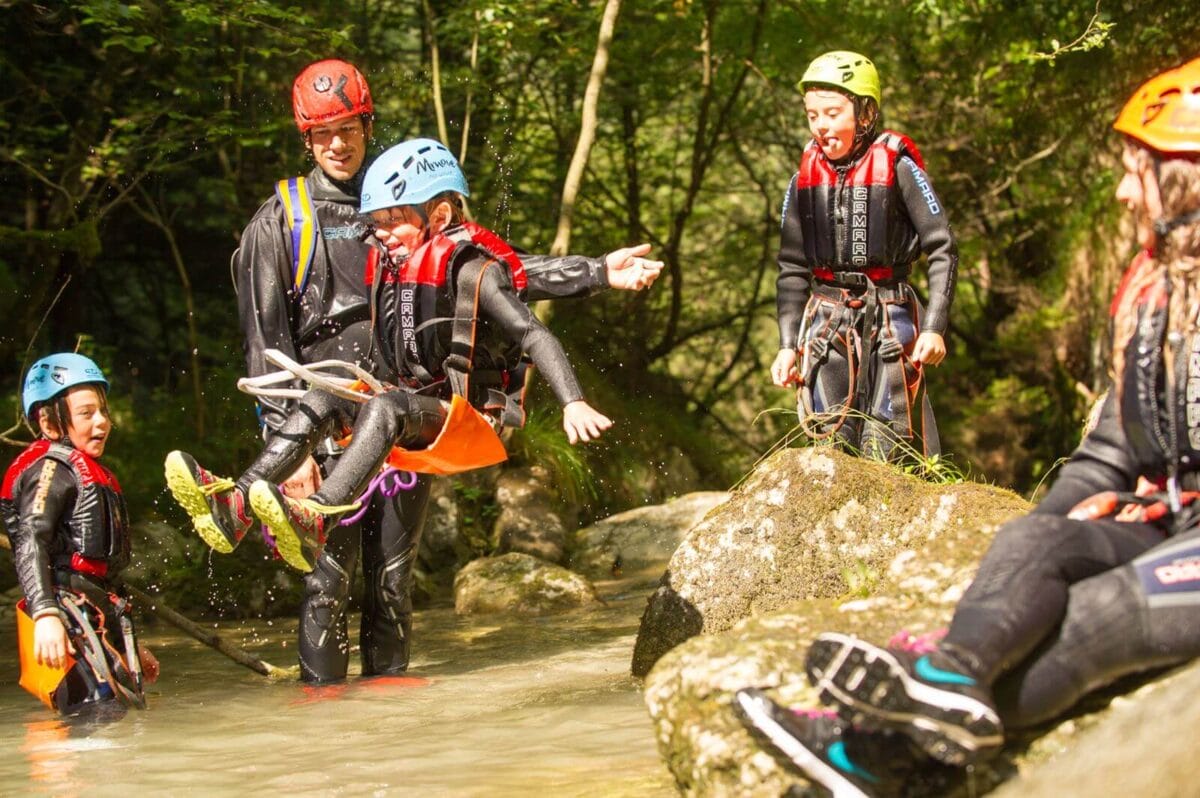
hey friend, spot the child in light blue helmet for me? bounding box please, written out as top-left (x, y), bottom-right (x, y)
top-left (166, 138), bottom-right (658, 573)
top-left (3, 353), bottom-right (158, 715)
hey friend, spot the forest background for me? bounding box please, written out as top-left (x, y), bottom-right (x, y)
top-left (1, 1), bottom-right (1198, 551)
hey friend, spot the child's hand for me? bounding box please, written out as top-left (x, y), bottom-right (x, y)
top-left (771, 349), bottom-right (799, 387)
top-left (33, 614), bottom-right (74, 669)
top-left (282, 455), bottom-right (323, 499)
top-left (605, 244), bottom-right (663, 291)
top-left (563, 400), bottom-right (613, 444)
top-left (911, 332), bottom-right (946, 366)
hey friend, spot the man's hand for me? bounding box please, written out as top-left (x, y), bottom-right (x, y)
top-left (281, 455), bottom-right (322, 499)
top-left (563, 400), bottom-right (613, 444)
top-left (771, 348), bottom-right (800, 387)
top-left (911, 332), bottom-right (946, 366)
top-left (605, 243), bottom-right (664, 291)
top-left (33, 614), bottom-right (73, 669)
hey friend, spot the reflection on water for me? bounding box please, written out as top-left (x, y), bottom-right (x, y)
top-left (0, 578), bottom-right (674, 796)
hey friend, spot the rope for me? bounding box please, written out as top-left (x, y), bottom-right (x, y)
top-left (236, 349), bottom-right (388, 404)
top-left (339, 467), bottom-right (419, 526)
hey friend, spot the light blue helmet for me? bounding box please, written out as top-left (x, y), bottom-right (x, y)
top-left (359, 138), bottom-right (469, 215)
top-left (22, 353), bottom-right (109, 418)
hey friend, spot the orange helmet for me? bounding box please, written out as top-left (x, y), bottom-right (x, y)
top-left (292, 59), bottom-right (374, 133)
top-left (1113, 57), bottom-right (1200, 155)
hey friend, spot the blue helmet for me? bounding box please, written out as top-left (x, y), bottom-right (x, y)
top-left (22, 353), bottom-right (109, 418)
top-left (360, 138), bottom-right (469, 215)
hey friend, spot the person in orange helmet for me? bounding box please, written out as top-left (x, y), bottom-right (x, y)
top-left (735, 57), bottom-right (1200, 797)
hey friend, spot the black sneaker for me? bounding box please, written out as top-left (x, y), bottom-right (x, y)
top-left (734, 688), bottom-right (899, 798)
top-left (806, 633), bottom-right (1002, 766)
top-left (247, 480), bottom-right (329, 573)
top-left (164, 451), bottom-right (252, 553)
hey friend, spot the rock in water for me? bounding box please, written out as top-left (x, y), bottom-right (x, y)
top-left (454, 552), bottom-right (601, 615)
top-left (570, 491), bottom-right (730, 580)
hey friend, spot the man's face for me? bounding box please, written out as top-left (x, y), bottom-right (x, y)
top-left (307, 114), bottom-right (370, 181)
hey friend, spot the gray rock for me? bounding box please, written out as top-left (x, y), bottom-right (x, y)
top-left (492, 465), bottom-right (568, 564)
top-left (632, 446), bottom-right (1029, 677)
top-left (992, 660), bottom-right (1200, 798)
top-left (570, 491), bottom-right (730, 580)
top-left (418, 477), bottom-right (460, 574)
top-left (122, 521), bottom-right (198, 591)
top-left (493, 504), bottom-right (568, 564)
top-left (453, 552), bottom-right (601, 615)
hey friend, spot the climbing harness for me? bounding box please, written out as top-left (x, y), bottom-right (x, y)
top-left (17, 590), bottom-right (145, 714)
top-left (796, 273), bottom-right (931, 455)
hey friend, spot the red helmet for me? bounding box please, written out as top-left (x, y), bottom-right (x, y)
top-left (292, 59), bottom-right (374, 133)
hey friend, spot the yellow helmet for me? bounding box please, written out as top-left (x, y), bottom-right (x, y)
top-left (800, 50), bottom-right (881, 105)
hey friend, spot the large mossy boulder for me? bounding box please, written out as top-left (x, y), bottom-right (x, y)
top-left (632, 446), bottom-right (1029, 677)
top-left (453, 552), bottom-right (601, 615)
top-left (570, 491), bottom-right (730, 580)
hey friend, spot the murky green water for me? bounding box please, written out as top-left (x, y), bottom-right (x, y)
top-left (0, 578), bottom-right (675, 796)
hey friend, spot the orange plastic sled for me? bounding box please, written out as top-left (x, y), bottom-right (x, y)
top-left (337, 388), bottom-right (508, 476)
top-left (383, 393), bottom-right (508, 475)
top-left (17, 600), bottom-right (74, 710)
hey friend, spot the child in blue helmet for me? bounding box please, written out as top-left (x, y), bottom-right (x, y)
top-left (2, 353), bottom-right (158, 715)
top-left (166, 138), bottom-right (636, 573)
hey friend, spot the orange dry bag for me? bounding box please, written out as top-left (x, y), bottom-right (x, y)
top-left (16, 599), bottom-right (74, 710)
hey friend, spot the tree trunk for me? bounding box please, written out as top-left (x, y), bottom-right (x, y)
top-left (549, 0), bottom-right (623, 257)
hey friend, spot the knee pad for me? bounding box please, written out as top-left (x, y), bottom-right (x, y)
top-left (301, 555), bottom-right (352, 648)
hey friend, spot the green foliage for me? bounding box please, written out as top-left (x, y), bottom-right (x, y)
top-left (506, 406), bottom-right (597, 507)
top-left (840, 560), bottom-right (880, 600)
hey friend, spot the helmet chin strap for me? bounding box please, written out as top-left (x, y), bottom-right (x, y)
top-left (1154, 206), bottom-right (1200, 241)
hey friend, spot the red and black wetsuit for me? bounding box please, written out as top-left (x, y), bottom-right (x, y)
top-left (936, 267), bottom-right (1200, 729)
top-left (776, 131), bottom-right (958, 458)
top-left (2, 439), bottom-right (130, 618)
top-left (235, 168), bottom-right (611, 682)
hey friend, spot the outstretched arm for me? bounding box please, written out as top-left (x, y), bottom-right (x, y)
top-left (521, 243), bottom-right (663, 300)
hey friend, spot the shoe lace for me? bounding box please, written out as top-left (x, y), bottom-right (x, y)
top-left (198, 475), bottom-right (236, 497)
top-left (289, 494), bottom-right (361, 519)
top-left (888, 627), bottom-right (947, 655)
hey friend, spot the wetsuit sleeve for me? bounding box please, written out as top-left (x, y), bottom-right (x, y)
top-left (1033, 392), bottom-right (1139, 516)
top-left (776, 174), bottom-right (811, 350)
top-left (896, 156), bottom-right (957, 335)
top-left (235, 205), bottom-right (301, 437)
top-left (521, 254), bottom-right (609, 300)
top-left (13, 459), bottom-right (76, 618)
top-left (474, 265), bottom-right (586, 406)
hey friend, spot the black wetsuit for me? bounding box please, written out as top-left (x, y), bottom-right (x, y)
top-left (777, 132), bottom-right (957, 459)
top-left (2, 439), bottom-right (139, 711)
top-left (236, 171), bottom-right (610, 681)
top-left (939, 284), bottom-right (1200, 729)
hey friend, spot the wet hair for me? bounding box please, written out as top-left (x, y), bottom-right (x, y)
top-left (34, 385), bottom-right (112, 441)
top-left (1111, 149), bottom-right (1200, 384)
top-left (422, 192), bottom-right (466, 226)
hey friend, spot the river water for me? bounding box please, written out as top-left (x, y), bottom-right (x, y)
top-left (0, 577), bottom-right (675, 796)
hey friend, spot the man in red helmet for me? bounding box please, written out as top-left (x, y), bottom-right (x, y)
top-left (227, 59), bottom-right (661, 684)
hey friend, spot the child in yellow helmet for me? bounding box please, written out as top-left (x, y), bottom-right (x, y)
top-left (771, 50), bottom-right (958, 461)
